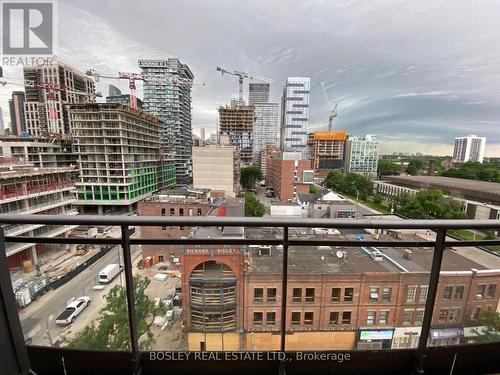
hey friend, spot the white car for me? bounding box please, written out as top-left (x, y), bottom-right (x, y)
top-left (55, 296), bottom-right (91, 325)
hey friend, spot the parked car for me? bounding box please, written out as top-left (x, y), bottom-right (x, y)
top-left (98, 264), bottom-right (123, 284)
top-left (55, 296), bottom-right (91, 325)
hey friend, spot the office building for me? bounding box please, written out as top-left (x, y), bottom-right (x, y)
top-left (192, 140), bottom-right (240, 198)
top-left (308, 130), bottom-right (348, 176)
top-left (280, 77), bottom-right (310, 158)
top-left (345, 135), bottom-right (380, 176)
top-left (108, 84), bottom-right (122, 97)
top-left (69, 103), bottom-right (175, 214)
top-left (248, 83), bottom-right (270, 105)
top-left (139, 58), bottom-right (194, 185)
top-left (452, 135), bottom-right (486, 163)
top-left (106, 93), bottom-right (144, 109)
top-left (252, 103), bottom-right (279, 163)
top-left (218, 104), bottom-right (255, 165)
top-left (9, 92), bottom-right (26, 136)
top-left (23, 61), bottom-right (95, 137)
top-left (200, 128), bottom-right (206, 142)
top-left (266, 152), bottom-right (313, 202)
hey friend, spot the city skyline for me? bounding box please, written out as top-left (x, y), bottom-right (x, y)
top-left (0, 0), bottom-right (500, 156)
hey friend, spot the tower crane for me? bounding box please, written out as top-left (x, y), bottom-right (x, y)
top-left (86, 69), bottom-right (205, 109)
top-left (321, 82), bottom-right (338, 131)
top-left (216, 66), bottom-right (272, 105)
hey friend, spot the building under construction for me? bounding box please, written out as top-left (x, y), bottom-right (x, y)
top-left (307, 130), bottom-right (348, 176)
top-left (218, 105), bottom-right (255, 165)
top-left (69, 103), bottom-right (175, 214)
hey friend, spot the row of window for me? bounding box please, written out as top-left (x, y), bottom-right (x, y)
top-left (254, 311), bottom-right (353, 326)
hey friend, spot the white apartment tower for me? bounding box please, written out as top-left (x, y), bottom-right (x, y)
top-left (280, 77), bottom-right (310, 159)
top-left (345, 135), bottom-right (380, 176)
top-left (452, 135), bottom-right (486, 163)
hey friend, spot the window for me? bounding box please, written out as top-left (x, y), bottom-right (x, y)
top-left (344, 288), bottom-right (353, 302)
top-left (442, 286), bottom-right (452, 300)
top-left (454, 286), bottom-right (464, 300)
top-left (367, 311), bottom-right (376, 324)
top-left (305, 288), bottom-right (315, 302)
top-left (379, 311), bottom-right (389, 324)
top-left (449, 308), bottom-right (459, 322)
top-left (438, 309), bottom-right (448, 323)
top-left (487, 284), bottom-right (496, 299)
top-left (254, 288), bottom-right (263, 303)
top-left (179, 208), bottom-right (184, 216)
top-left (161, 208), bottom-right (166, 216)
top-left (404, 310), bottom-right (413, 324)
top-left (382, 288), bottom-right (392, 302)
top-left (331, 288), bottom-right (341, 302)
top-left (476, 285), bottom-right (486, 299)
top-left (415, 309), bottom-right (424, 324)
top-left (253, 312), bottom-right (263, 325)
top-left (292, 288), bottom-right (302, 302)
top-left (407, 286), bottom-right (417, 302)
top-left (291, 312), bottom-right (301, 325)
top-left (330, 312), bottom-right (339, 325)
top-left (267, 288), bottom-right (276, 303)
top-left (369, 287), bottom-right (379, 302)
top-left (419, 286), bottom-right (428, 302)
top-left (162, 226), bottom-right (167, 230)
top-left (266, 312), bottom-right (276, 325)
top-left (342, 311), bottom-right (352, 325)
top-left (471, 307), bottom-right (481, 320)
top-left (304, 312), bottom-right (314, 325)
top-left (197, 208), bottom-right (202, 216)
top-left (170, 208), bottom-right (175, 215)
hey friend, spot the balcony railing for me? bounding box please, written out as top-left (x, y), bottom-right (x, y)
top-left (0, 215), bottom-right (499, 375)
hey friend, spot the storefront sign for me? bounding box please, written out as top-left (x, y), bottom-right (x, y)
top-left (359, 330), bottom-right (394, 340)
top-left (393, 327), bottom-right (422, 337)
top-left (430, 327), bottom-right (464, 339)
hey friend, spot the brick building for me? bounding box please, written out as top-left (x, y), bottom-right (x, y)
top-left (266, 152), bottom-right (313, 202)
top-left (179, 226), bottom-right (500, 351)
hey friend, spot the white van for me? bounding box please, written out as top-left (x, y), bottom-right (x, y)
top-left (99, 264), bottom-right (123, 283)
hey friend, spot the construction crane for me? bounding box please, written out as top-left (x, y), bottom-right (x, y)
top-left (86, 69), bottom-right (205, 109)
top-left (216, 66), bottom-right (272, 105)
top-left (321, 82), bottom-right (338, 131)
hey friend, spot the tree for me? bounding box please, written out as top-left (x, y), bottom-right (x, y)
top-left (406, 159), bottom-right (425, 175)
top-left (378, 159), bottom-right (403, 175)
top-left (309, 184), bottom-right (319, 194)
top-left (324, 171), bottom-right (344, 191)
top-left (397, 189), bottom-right (467, 219)
top-left (471, 308), bottom-right (500, 343)
top-left (240, 166), bottom-right (263, 189)
top-left (242, 193), bottom-right (266, 217)
top-left (373, 194), bottom-right (384, 205)
top-left (441, 161), bottom-right (500, 182)
top-left (65, 276), bottom-right (161, 350)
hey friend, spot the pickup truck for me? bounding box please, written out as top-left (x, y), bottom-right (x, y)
top-left (55, 296), bottom-right (91, 325)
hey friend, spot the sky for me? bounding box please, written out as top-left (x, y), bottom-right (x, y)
top-left (1, 0), bottom-right (500, 156)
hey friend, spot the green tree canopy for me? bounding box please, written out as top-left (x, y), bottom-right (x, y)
top-left (324, 172), bottom-right (372, 199)
top-left (406, 159), bottom-right (426, 175)
top-left (377, 159), bottom-right (403, 175)
top-left (242, 192), bottom-right (266, 217)
top-left (66, 276), bottom-right (162, 350)
top-left (442, 161), bottom-right (500, 182)
top-left (471, 308), bottom-right (500, 343)
top-left (240, 166), bottom-right (263, 189)
top-left (397, 189), bottom-right (467, 219)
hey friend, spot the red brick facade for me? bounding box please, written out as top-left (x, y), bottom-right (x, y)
top-left (266, 158), bottom-right (312, 202)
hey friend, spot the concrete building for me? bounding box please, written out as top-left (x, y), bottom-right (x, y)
top-left (200, 128), bottom-right (206, 142)
top-left (260, 144), bottom-right (279, 178)
top-left (69, 103), bottom-right (175, 214)
top-left (280, 77), bottom-right (310, 158)
top-left (139, 58), bottom-right (194, 185)
top-left (252, 103), bottom-right (279, 164)
top-left (9, 92), bottom-right (26, 136)
top-left (218, 104), bottom-right (255, 165)
top-left (108, 85), bottom-right (122, 97)
top-left (266, 152), bottom-right (313, 202)
top-left (308, 130), bottom-right (347, 176)
top-left (179, 226), bottom-right (500, 351)
top-left (248, 83), bottom-right (270, 105)
top-left (453, 135), bottom-right (486, 163)
top-left (192, 142), bottom-right (240, 198)
top-left (106, 94), bottom-right (144, 109)
top-left (345, 135), bottom-right (380, 176)
top-left (23, 61), bottom-right (95, 137)
top-left (0, 153), bottom-right (77, 270)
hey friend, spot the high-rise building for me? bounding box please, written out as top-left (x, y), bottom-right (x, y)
top-left (452, 135), bottom-right (486, 163)
top-left (200, 128), bottom-right (206, 142)
top-left (23, 61), bottom-right (95, 137)
top-left (108, 84), bottom-right (122, 97)
top-left (248, 83), bottom-right (270, 105)
top-left (280, 77), bottom-right (310, 158)
top-left (106, 93), bottom-right (144, 109)
top-left (192, 143), bottom-right (240, 198)
top-left (218, 105), bottom-right (255, 165)
top-left (69, 103), bottom-right (175, 215)
top-left (9, 91), bottom-right (26, 136)
top-left (345, 135), bottom-right (380, 176)
top-left (138, 58), bottom-right (194, 185)
top-left (308, 130), bottom-right (348, 176)
top-left (252, 103), bottom-right (278, 163)
top-left (266, 152), bottom-right (313, 202)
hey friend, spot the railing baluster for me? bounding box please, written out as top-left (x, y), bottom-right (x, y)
top-left (415, 228), bottom-right (447, 374)
top-left (121, 225), bottom-right (140, 375)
